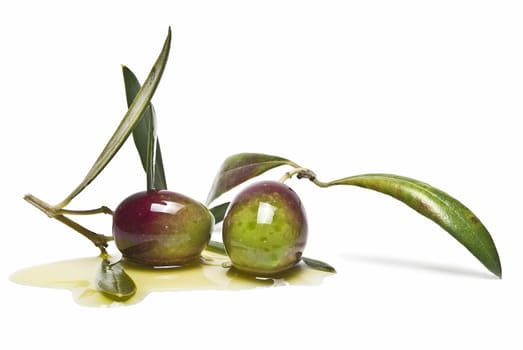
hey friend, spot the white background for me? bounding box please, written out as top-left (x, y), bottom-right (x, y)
top-left (1, 1), bottom-right (522, 349)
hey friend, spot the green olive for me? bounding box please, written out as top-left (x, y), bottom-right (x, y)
top-left (222, 181), bottom-right (308, 276)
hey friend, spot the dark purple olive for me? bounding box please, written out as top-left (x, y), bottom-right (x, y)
top-left (222, 180), bottom-right (308, 276)
top-left (112, 190), bottom-right (214, 267)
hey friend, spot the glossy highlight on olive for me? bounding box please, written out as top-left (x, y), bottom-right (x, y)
top-left (222, 181), bottom-right (308, 276)
top-left (113, 190), bottom-right (214, 267)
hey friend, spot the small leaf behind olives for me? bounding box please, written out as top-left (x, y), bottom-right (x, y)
top-left (206, 240), bottom-right (227, 255)
top-left (209, 202), bottom-right (230, 224)
top-left (95, 259), bottom-right (136, 302)
top-left (206, 153), bottom-right (297, 205)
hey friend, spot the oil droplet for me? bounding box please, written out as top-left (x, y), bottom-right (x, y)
top-left (9, 250), bottom-right (332, 307)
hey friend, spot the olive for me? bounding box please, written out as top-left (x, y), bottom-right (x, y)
top-left (112, 190), bottom-right (214, 267)
top-left (222, 180), bottom-right (308, 276)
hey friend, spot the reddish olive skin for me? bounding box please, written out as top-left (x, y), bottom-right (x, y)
top-left (113, 190), bottom-right (213, 267)
top-left (223, 181), bottom-right (308, 276)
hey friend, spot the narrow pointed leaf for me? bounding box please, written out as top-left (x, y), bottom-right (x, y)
top-left (122, 66), bottom-right (167, 190)
top-left (95, 259), bottom-right (137, 301)
top-left (56, 27), bottom-right (171, 209)
top-left (143, 101), bottom-right (158, 191)
top-left (209, 202), bottom-right (230, 224)
top-left (328, 174), bottom-right (502, 278)
top-left (206, 153), bottom-right (296, 205)
top-left (302, 257), bottom-right (336, 273)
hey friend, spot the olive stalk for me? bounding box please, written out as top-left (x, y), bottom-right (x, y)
top-left (60, 206), bottom-right (114, 215)
top-left (278, 167), bottom-right (316, 183)
top-left (24, 194), bottom-right (113, 256)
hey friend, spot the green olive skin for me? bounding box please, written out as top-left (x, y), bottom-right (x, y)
top-left (222, 181), bottom-right (308, 276)
top-left (112, 190), bottom-right (214, 267)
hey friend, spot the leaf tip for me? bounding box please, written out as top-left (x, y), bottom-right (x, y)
top-left (166, 26), bottom-right (172, 43)
top-left (492, 263), bottom-right (502, 279)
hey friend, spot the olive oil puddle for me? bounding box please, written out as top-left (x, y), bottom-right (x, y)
top-left (10, 252), bottom-right (331, 307)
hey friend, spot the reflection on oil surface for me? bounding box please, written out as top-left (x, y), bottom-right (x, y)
top-left (10, 251), bottom-right (331, 307)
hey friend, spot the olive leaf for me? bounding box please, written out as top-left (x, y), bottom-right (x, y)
top-left (55, 27), bottom-right (172, 209)
top-left (206, 153), bottom-right (297, 205)
top-left (209, 202), bottom-right (230, 224)
top-left (122, 66), bottom-right (167, 191)
top-left (302, 257), bottom-right (336, 273)
top-left (326, 174), bottom-right (502, 278)
top-left (206, 240), bottom-right (227, 255)
top-left (144, 106), bottom-right (158, 191)
top-left (95, 258), bottom-right (137, 301)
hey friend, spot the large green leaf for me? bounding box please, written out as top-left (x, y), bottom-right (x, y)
top-left (122, 66), bottom-right (167, 191)
top-left (95, 258), bottom-right (136, 301)
top-left (206, 153), bottom-right (296, 205)
top-left (55, 27), bottom-right (172, 209)
top-left (327, 174), bottom-right (502, 278)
